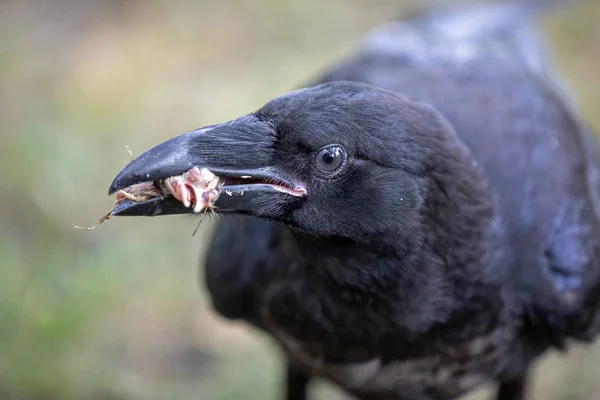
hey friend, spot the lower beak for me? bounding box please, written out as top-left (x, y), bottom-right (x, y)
top-left (107, 116), bottom-right (306, 217)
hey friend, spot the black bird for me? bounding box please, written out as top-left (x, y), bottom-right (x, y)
top-left (108, 1), bottom-right (600, 399)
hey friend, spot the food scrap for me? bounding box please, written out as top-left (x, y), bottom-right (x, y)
top-left (161, 166), bottom-right (221, 213)
top-left (74, 167), bottom-right (221, 230)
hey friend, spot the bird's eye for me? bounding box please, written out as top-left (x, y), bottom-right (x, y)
top-left (315, 145), bottom-right (346, 176)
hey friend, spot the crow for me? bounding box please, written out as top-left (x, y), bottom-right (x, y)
top-left (107, 1), bottom-right (600, 399)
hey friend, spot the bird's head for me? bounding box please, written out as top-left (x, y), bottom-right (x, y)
top-left (109, 81), bottom-right (491, 248)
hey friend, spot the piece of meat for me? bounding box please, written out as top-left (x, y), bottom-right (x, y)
top-left (74, 167), bottom-right (220, 230)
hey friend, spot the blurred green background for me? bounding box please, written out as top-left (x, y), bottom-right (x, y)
top-left (1, 0), bottom-right (600, 399)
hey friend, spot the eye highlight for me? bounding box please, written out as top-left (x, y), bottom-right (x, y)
top-left (314, 145), bottom-right (347, 176)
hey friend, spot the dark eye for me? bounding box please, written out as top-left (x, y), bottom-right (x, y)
top-left (315, 145), bottom-right (346, 175)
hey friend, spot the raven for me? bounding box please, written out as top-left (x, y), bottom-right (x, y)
top-left (108, 1), bottom-right (600, 399)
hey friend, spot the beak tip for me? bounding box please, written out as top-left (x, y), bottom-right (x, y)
top-left (107, 163), bottom-right (154, 196)
top-left (108, 180), bottom-right (118, 196)
top-left (107, 172), bottom-right (128, 196)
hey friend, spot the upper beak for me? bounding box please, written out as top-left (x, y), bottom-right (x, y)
top-left (107, 115), bottom-right (306, 217)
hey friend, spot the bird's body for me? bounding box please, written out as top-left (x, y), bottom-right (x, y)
top-left (208, 215), bottom-right (521, 400)
top-left (108, 1), bottom-right (600, 399)
top-left (204, 3), bottom-right (600, 399)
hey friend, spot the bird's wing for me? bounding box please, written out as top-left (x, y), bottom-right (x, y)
top-left (527, 65), bottom-right (600, 345)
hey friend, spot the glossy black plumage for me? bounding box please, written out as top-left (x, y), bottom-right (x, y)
top-left (202, 2), bottom-right (600, 399)
top-left (107, 1), bottom-right (600, 399)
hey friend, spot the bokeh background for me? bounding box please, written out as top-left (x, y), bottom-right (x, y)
top-left (1, 0), bottom-right (600, 399)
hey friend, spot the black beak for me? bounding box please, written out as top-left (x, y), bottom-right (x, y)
top-left (107, 115), bottom-right (306, 217)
